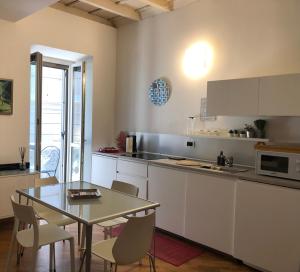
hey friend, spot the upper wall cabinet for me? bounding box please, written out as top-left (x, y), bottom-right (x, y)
top-left (207, 73), bottom-right (300, 116)
top-left (207, 78), bottom-right (259, 116)
top-left (258, 74), bottom-right (300, 116)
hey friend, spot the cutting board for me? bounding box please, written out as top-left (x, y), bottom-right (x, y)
top-left (176, 160), bottom-right (202, 166)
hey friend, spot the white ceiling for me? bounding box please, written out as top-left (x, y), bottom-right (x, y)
top-left (0, 0), bottom-right (58, 21)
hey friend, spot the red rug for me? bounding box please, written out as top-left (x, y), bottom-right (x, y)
top-left (112, 226), bottom-right (204, 266)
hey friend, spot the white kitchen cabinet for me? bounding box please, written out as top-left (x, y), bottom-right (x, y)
top-left (0, 173), bottom-right (37, 219)
top-left (207, 77), bottom-right (259, 116)
top-left (116, 159), bottom-right (148, 199)
top-left (234, 180), bottom-right (300, 272)
top-left (185, 172), bottom-right (236, 255)
top-left (207, 73), bottom-right (300, 117)
top-left (91, 154), bottom-right (117, 188)
top-left (259, 73), bottom-right (300, 116)
top-left (148, 165), bottom-right (187, 236)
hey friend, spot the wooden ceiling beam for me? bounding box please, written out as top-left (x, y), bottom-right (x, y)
top-left (139, 0), bottom-right (172, 11)
top-left (80, 0), bottom-right (140, 21)
top-left (51, 2), bottom-right (113, 26)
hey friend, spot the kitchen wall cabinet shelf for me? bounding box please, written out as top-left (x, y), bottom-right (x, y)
top-left (186, 134), bottom-right (269, 143)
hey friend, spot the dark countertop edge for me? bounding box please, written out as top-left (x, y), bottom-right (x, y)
top-left (92, 152), bottom-right (300, 190)
top-left (92, 152), bottom-right (124, 159)
top-left (0, 170), bottom-right (39, 178)
top-left (92, 151), bottom-right (153, 163)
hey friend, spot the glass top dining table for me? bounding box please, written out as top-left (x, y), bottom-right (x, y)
top-left (16, 181), bottom-right (160, 272)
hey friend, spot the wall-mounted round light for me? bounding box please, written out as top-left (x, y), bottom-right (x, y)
top-left (182, 41), bottom-right (213, 80)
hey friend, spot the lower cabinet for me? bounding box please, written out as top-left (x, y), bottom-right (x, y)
top-left (91, 154), bottom-right (117, 188)
top-left (116, 159), bottom-right (148, 199)
top-left (234, 180), bottom-right (300, 272)
top-left (148, 165), bottom-right (236, 253)
top-left (0, 173), bottom-right (37, 219)
top-left (148, 165), bottom-right (187, 236)
top-left (185, 173), bottom-right (235, 255)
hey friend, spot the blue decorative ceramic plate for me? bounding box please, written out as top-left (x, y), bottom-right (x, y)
top-left (148, 78), bottom-right (170, 106)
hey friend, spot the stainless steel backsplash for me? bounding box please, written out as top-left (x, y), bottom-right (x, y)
top-left (134, 132), bottom-right (256, 167)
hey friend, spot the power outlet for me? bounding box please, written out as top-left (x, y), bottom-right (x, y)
top-left (186, 141), bottom-right (195, 148)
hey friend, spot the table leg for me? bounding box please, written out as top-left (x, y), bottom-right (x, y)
top-left (85, 224), bottom-right (93, 272)
top-left (153, 209), bottom-right (156, 269)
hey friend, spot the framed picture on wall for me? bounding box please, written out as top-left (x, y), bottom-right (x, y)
top-left (0, 79), bottom-right (13, 115)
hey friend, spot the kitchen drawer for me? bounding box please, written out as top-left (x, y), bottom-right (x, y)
top-left (117, 159), bottom-right (148, 178)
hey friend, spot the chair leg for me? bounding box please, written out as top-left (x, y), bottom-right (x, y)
top-left (69, 238), bottom-right (75, 272)
top-left (149, 254), bottom-right (156, 272)
top-left (49, 244), bottom-right (53, 271)
top-left (5, 228), bottom-right (17, 272)
top-left (114, 264), bottom-right (118, 272)
top-left (79, 251), bottom-right (86, 272)
top-left (63, 226), bottom-right (66, 243)
top-left (53, 244), bottom-right (56, 271)
top-left (78, 223), bottom-right (81, 245)
top-left (109, 226), bottom-right (113, 238)
top-left (104, 260), bottom-right (108, 272)
top-left (104, 227), bottom-right (108, 240)
top-left (80, 225), bottom-right (86, 259)
top-left (31, 248), bottom-right (38, 272)
top-left (16, 244), bottom-right (22, 264)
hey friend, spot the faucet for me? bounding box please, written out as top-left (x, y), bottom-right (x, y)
top-left (225, 156), bottom-right (234, 167)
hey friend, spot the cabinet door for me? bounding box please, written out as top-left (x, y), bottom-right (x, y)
top-left (116, 159), bottom-right (148, 199)
top-left (207, 78), bottom-right (259, 116)
top-left (116, 173), bottom-right (147, 199)
top-left (185, 173), bottom-right (235, 254)
top-left (117, 159), bottom-right (147, 178)
top-left (91, 155), bottom-right (117, 188)
top-left (0, 174), bottom-right (36, 219)
top-left (234, 180), bottom-right (300, 272)
top-left (259, 73), bottom-right (300, 116)
top-left (148, 166), bottom-right (187, 236)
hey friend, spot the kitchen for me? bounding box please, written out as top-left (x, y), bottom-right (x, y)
top-left (0, 0), bottom-right (300, 272)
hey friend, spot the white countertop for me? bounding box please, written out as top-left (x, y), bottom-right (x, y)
top-left (93, 152), bottom-right (300, 190)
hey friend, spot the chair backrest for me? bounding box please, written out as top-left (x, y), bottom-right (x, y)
top-left (40, 146), bottom-right (60, 176)
top-left (111, 180), bottom-right (139, 197)
top-left (112, 211), bottom-right (155, 265)
top-left (35, 176), bottom-right (59, 188)
top-left (10, 196), bottom-right (39, 248)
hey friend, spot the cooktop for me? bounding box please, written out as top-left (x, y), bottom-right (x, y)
top-left (120, 153), bottom-right (167, 160)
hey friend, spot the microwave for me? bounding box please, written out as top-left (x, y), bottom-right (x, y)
top-left (256, 150), bottom-right (300, 181)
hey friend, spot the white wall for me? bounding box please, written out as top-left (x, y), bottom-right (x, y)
top-left (0, 7), bottom-right (116, 164)
top-left (115, 0), bottom-right (300, 141)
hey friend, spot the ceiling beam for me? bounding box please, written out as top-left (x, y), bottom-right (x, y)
top-left (80, 0), bottom-right (140, 21)
top-left (139, 0), bottom-right (172, 11)
top-left (51, 2), bottom-right (113, 26)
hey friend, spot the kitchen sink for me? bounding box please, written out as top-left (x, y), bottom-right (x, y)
top-left (219, 166), bottom-right (249, 173)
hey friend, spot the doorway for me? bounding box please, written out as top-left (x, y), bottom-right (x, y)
top-left (30, 52), bottom-right (86, 182)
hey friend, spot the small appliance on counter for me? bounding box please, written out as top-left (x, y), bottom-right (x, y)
top-left (125, 135), bottom-right (137, 153)
top-left (255, 144), bottom-right (300, 181)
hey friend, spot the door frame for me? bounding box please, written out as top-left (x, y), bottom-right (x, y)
top-left (67, 62), bottom-right (86, 182)
top-left (43, 61), bottom-right (69, 182)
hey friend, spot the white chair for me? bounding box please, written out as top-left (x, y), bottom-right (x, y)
top-left (98, 180), bottom-right (139, 239)
top-left (80, 180), bottom-right (140, 270)
top-left (80, 211), bottom-right (156, 272)
top-left (34, 177), bottom-right (81, 243)
top-left (5, 196), bottom-right (75, 272)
